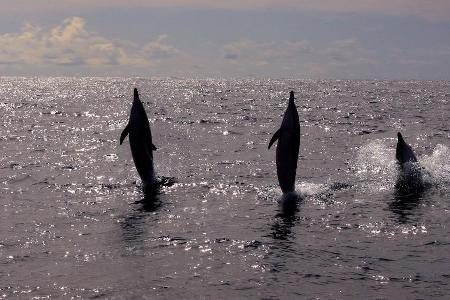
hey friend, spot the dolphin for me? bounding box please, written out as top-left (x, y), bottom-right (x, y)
top-left (395, 132), bottom-right (423, 192)
top-left (268, 91), bottom-right (300, 194)
top-left (120, 88), bottom-right (157, 194)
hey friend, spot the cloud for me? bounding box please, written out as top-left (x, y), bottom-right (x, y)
top-left (223, 39), bottom-right (256, 61)
top-left (221, 38), bottom-right (378, 77)
top-left (322, 39), bottom-right (376, 65)
top-left (0, 17), bottom-right (180, 68)
top-left (220, 36), bottom-right (450, 79)
top-left (0, 15), bottom-right (448, 78)
top-left (223, 39), bottom-right (312, 65)
top-left (143, 35), bottom-right (181, 61)
top-left (3, 0), bottom-right (450, 22)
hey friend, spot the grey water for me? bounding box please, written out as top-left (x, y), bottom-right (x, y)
top-left (1, 77), bottom-right (449, 299)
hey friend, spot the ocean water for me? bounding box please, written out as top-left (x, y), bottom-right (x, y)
top-left (0, 77), bottom-right (449, 299)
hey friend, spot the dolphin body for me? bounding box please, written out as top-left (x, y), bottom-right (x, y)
top-left (395, 132), bottom-right (423, 192)
top-left (120, 88), bottom-right (157, 194)
top-left (268, 91), bottom-right (300, 195)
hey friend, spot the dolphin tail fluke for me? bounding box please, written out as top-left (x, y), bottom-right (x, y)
top-left (119, 124), bottom-right (130, 145)
top-left (268, 129), bottom-right (281, 149)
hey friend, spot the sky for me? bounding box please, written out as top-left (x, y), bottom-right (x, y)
top-left (1, 0), bottom-right (450, 79)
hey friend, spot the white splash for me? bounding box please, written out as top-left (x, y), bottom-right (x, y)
top-left (353, 140), bottom-right (397, 192)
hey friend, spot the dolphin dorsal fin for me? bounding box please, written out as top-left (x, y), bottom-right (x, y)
top-left (134, 88), bottom-right (139, 101)
top-left (145, 138), bottom-right (157, 153)
top-left (119, 123), bottom-right (130, 145)
top-left (268, 129), bottom-right (281, 149)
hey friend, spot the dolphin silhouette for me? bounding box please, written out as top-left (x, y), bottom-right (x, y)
top-left (395, 132), bottom-right (423, 192)
top-left (120, 88), bottom-right (157, 194)
top-left (268, 91), bottom-right (300, 194)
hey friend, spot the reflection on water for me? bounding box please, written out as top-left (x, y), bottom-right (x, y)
top-left (271, 203), bottom-right (301, 241)
top-left (267, 211), bottom-right (300, 277)
top-left (389, 188), bottom-right (424, 224)
top-left (120, 194), bottom-right (162, 251)
top-left (136, 196), bottom-right (163, 212)
top-left (120, 178), bottom-right (172, 246)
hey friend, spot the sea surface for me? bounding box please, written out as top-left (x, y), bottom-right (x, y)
top-left (0, 77), bottom-right (449, 299)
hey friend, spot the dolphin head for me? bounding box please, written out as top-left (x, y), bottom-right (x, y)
top-left (131, 88), bottom-right (147, 115)
top-left (396, 132), bottom-right (418, 164)
top-left (397, 132), bottom-right (404, 143)
top-left (288, 91), bottom-right (296, 109)
top-left (134, 88), bottom-right (140, 102)
top-left (396, 132), bottom-right (407, 163)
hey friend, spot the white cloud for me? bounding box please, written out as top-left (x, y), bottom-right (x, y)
top-left (0, 16), bottom-right (448, 78)
top-left (0, 17), bottom-right (180, 68)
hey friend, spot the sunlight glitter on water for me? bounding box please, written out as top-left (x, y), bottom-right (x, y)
top-left (0, 78), bottom-right (449, 299)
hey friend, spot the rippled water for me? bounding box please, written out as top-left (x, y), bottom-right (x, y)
top-left (1, 77), bottom-right (449, 299)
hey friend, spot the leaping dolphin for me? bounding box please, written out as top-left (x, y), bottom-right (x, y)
top-left (268, 91), bottom-right (300, 194)
top-left (120, 88), bottom-right (158, 194)
top-left (395, 132), bottom-right (423, 192)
